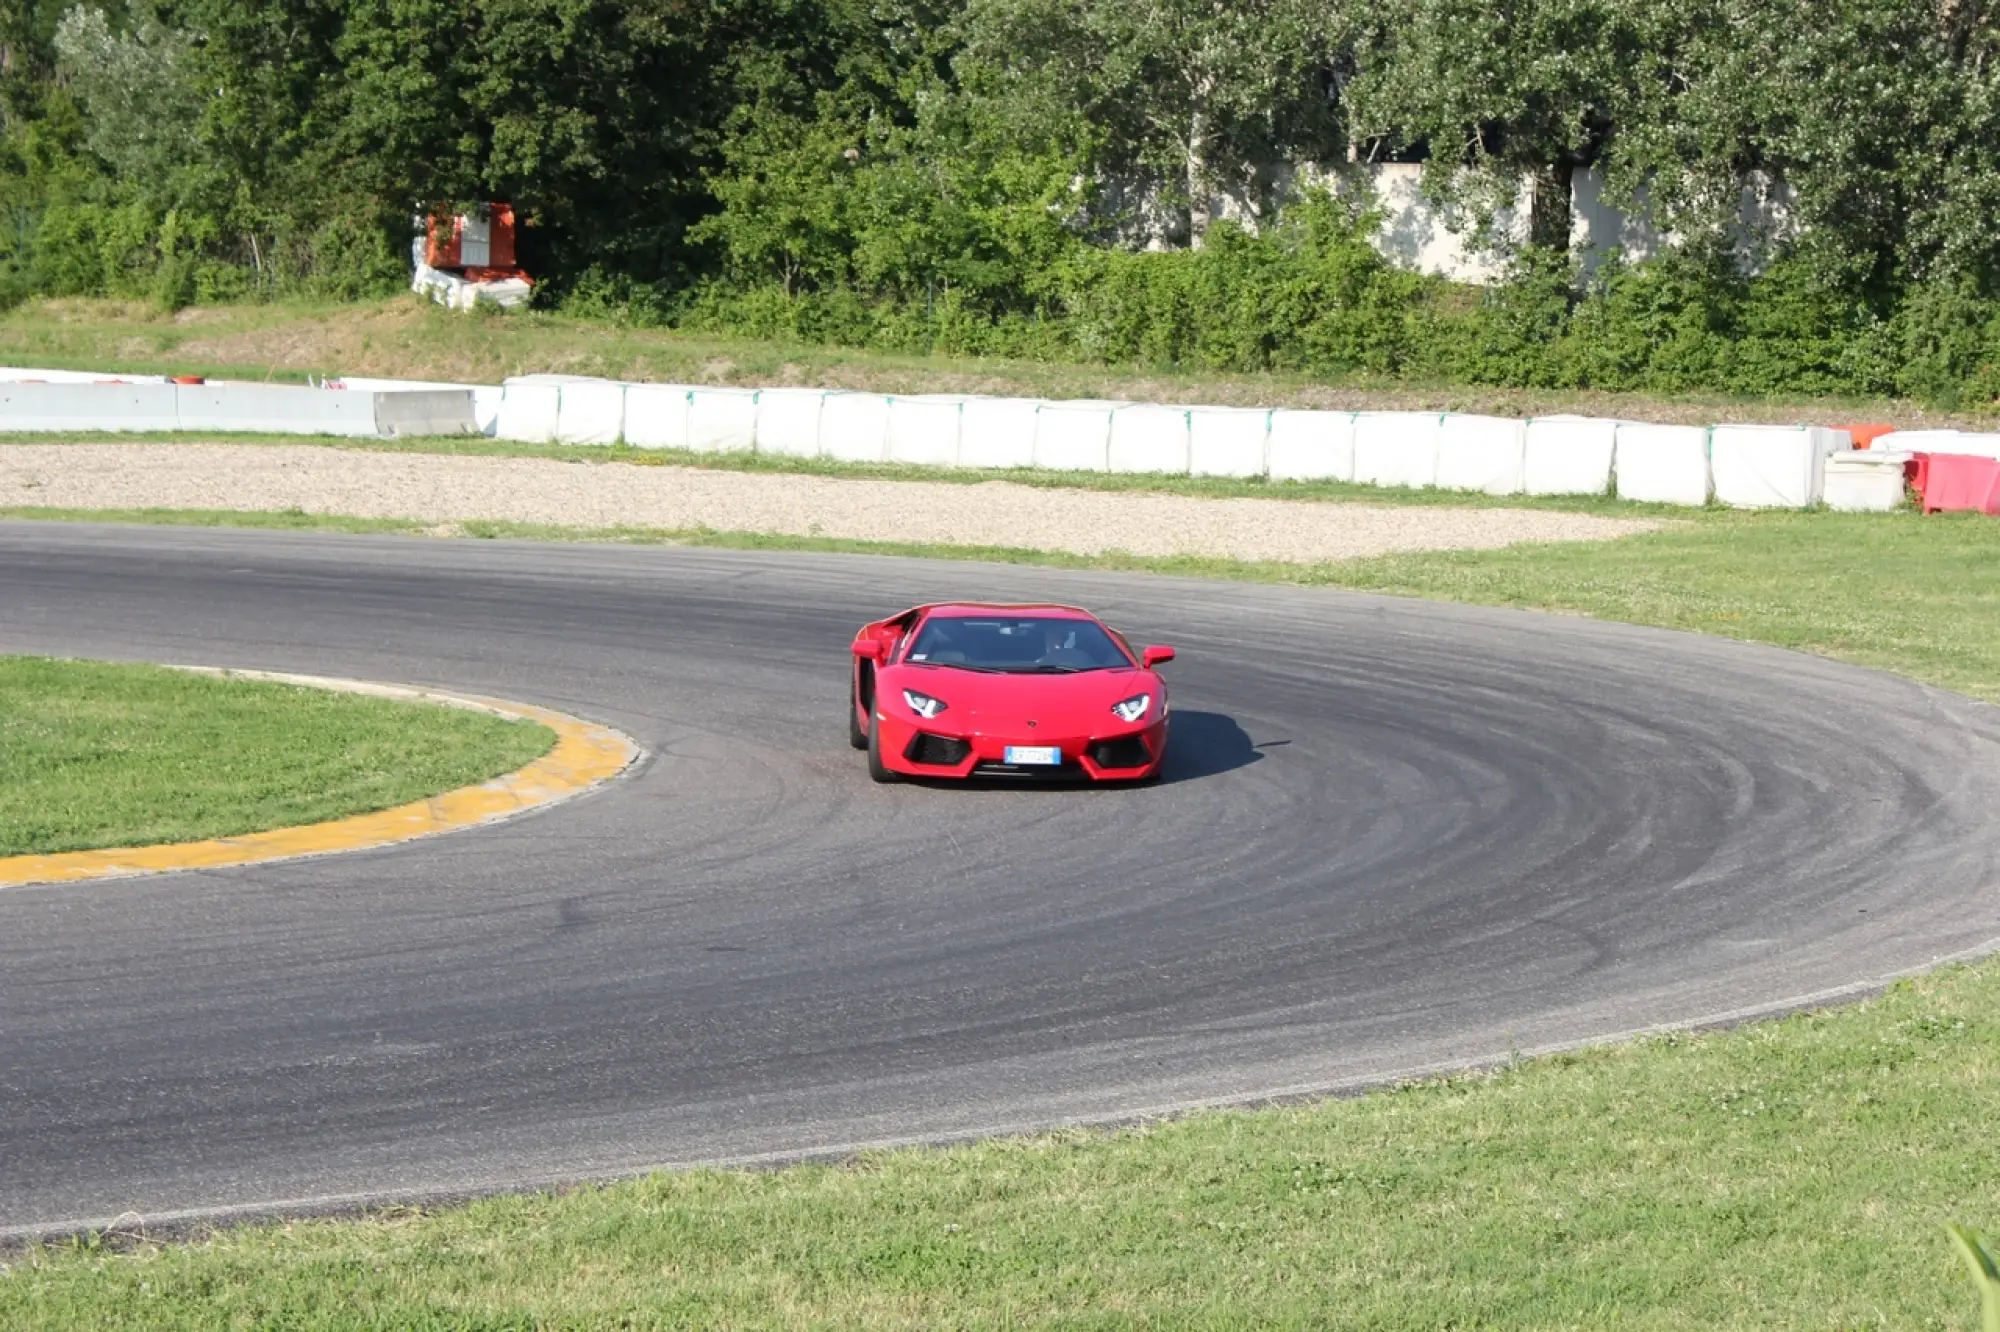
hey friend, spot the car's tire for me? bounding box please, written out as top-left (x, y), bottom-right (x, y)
top-left (847, 673), bottom-right (869, 750)
top-left (867, 711), bottom-right (899, 783)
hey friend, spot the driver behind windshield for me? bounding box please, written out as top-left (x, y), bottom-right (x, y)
top-left (906, 617), bottom-right (1131, 671)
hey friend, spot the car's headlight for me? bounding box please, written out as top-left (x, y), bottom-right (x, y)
top-left (903, 689), bottom-right (948, 719)
top-left (1110, 693), bottom-right (1151, 723)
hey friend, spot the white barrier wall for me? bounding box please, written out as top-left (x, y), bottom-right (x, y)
top-left (496, 381), bottom-right (561, 442)
top-left (1435, 414), bottom-right (1526, 494)
top-left (6, 364), bottom-right (1918, 510)
top-left (1354, 412), bottom-right (1442, 489)
top-left (175, 383), bottom-right (382, 436)
top-left (1108, 404), bottom-right (1190, 474)
top-left (687, 387), bottom-right (758, 453)
top-left (622, 384), bottom-right (690, 449)
top-left (1524, 416), bottom-right (1618, 495)
top-left (754, 388), bottom-right (825, 458)
top-left (1711, 425), bottom-right (1846, 508)
top-left (1189, 408), bottom-right (1270, 478)
top-left (476, 387), bottom-right (506, 436)
top-left (1034, 400), bottom-right (1122, 472)
top-left (0, 382), bottom-right (181, 432)
top-left (1, 367), bottom-right (167, 385)
top-left (1874, 430), bottom-right (1961, 453)
top-left (820, 392), bottom-right (892, 463)
top-left (555, 380), bottom-right (626, 445)
top-left (332, 377), bottom-right (500, 434)
top-left (1615, 423), bottom-right (1711, 505)
top-left (373, 389), bottom-right (478, 438)
top-left (1823, 449), bottom-right (1909, 511)
top-left (886, 396), bottom-right (963, 467)
top-left (0, 381), bottom-right (476, 437)
top-left (1879, 429), bottom-right (2000, 461)
top-left (958, 396), bottom-right (1039, 469)
top-left (1267, 410), bottom-right (1356, 482)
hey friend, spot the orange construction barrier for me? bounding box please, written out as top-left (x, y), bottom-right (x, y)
top-left (425, 205), bottom-right (520, 272)
top-left (1833, 422), bottom-right (1898, 449)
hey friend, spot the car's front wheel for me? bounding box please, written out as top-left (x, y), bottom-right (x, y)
top-left (866, 710), bottom-right (899, 783)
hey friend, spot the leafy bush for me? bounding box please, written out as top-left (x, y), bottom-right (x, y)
top-left (7, 0), bottom-right (2000, 408)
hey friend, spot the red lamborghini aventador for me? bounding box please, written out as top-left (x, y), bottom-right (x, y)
top-left (849, 603), bottom-right (1174, 782)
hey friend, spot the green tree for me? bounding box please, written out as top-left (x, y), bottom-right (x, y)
top-left (1346, 0), bottom-right (1651, 255)
top-left (956, 0), bottom-right (1345, 248)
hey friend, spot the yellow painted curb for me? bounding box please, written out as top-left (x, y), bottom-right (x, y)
top-left (0, 667), bottom-right (641, 888)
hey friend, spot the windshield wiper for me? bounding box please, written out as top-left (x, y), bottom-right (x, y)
top-left (997, 664), bottom-right (1102, 674)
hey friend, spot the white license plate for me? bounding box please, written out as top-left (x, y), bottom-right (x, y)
top-left (1003, 745), bottom-right (1062, 766)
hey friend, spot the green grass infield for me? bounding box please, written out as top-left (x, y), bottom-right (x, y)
top-left (3, 508), bottom-right (1998, 1328)
top-left (0, 657), bottom-right (556, 857)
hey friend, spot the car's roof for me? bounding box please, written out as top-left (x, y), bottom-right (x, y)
top-left (914, 602), bottom-right (1096, 620)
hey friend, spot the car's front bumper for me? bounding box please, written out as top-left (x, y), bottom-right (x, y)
top-left (876, 712), bottom-right (1168, 781)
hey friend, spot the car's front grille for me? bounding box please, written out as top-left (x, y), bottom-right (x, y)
top-left (1089, 736), bottom-right (1152, 769)
top-left (905, 733), bottom-right (972, 766)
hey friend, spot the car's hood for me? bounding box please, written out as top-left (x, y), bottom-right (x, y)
top-left (883, 665), bottom-right (1159, 731)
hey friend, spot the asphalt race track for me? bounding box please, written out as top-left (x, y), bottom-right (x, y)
top-left (5, 521), bottom-right (2000, 1237)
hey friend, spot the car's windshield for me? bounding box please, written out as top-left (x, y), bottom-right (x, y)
top-left (904, 615), bottom-right (1133, 672)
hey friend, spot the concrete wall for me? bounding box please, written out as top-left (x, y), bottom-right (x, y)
top-left (0, 381), bottom-right (474, 437)
top-left (9, 368), bottom-right (1891, 511)
top-left (1207, 164), bottom-right (1796, 284)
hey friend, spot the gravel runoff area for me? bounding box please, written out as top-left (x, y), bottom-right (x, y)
top-left (0, 443), bottom-right (1660, 563)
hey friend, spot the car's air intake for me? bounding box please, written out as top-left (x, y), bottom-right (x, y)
top-left (1089, 737), bottom-right (1152, 769)
top-left (905, 733), bottom-right (972, 766)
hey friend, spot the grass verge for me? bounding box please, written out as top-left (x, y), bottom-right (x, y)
top-left (0, 657), bottom-right (555, 856)
top-left (7, 294), bottom-right (1996, 429)
top-left (4, 967), bottom-right (1998, 1328)
top-left (2, 506), bottom-right (1998, 1327)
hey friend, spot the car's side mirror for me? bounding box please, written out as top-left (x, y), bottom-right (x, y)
top-left (853, 639), bottom-right (886, 661)
top-left (1142, 645), bottom-right (1175, 668)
